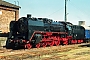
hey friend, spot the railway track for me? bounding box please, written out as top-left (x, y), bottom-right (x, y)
top-left (0, 43), bottom-right (90, 60)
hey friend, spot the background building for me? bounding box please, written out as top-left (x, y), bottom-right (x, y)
top-left (0, 0), bottom-right (20, 33)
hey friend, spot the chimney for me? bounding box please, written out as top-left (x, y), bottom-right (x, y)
top-left (27, 14), bottom-right (31, 19)
top-left (79, 21), bottom-right (85, 26)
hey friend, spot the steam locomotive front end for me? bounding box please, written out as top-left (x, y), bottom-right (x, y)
top-left (6, 15), bottom-right (30, 49)
top-left (6, 14), bottom-right (45, 49)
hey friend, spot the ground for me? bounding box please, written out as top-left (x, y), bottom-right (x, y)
top-left (0, 43), bottom-right (90, 60)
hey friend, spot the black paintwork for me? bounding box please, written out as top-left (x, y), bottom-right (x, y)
top-left (6, 15), bottom-right (86, 49)
top-left (8, 17), bottom-right (67, 45)
top-left (70, 25), bottom-right (85, 40)
top-left (8, 16), bottom-right (85, 41)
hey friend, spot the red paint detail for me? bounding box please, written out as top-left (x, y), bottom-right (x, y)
top-left (62, 38), bottom-right (68, 41)
top-left (67, 36), bottom-right (72, 39)
top-left (22, 40), bottom-right (26, 42)
top-left (29, 31), bottom-right (67, 41)
top-left (29, 31), bottom-right (73, 48)
top-left (36, 43), bottom-right (40, 48)
top-left (71, 40), bottom-right (77, 44)
top-left (81, 40), bottom-right (83, 43)
top-left (55, 41), bottom-right (60, 46)
top-left (25, 44), bottom-right (32, 49)
top-left (78, 40), bottom-right (84, 43)
top-left (61, 38), bottom-right (68, 45)
top-left (46, 32), bottom-right (52, 36)
top-left (42, 42), bottom-right (47, 47)
top-left (50, 41), bottom-right (54, 46)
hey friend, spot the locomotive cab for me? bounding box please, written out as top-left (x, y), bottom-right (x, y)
top-left (70, 25), bottom-right (85, 40)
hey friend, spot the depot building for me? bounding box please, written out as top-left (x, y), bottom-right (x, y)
top-left (0, 0), bottom-right (20, 33)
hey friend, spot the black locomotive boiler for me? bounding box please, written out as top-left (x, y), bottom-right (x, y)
top-left (6, 14), bottom-right (85, 49)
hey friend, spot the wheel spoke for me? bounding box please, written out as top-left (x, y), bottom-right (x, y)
top-left (42, 42), bottom-right (47, 47)
top-left (36, 43), bottom-right (40, 48)
top-left (50, 41), bottom-right (54, 46)
top-left (25, 44), bottom-right (32, 49)
top-left (55, 41), bottom-right (60, 46)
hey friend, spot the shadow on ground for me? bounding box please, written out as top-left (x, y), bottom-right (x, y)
top-left (79, 44), bottom-right (90, 47)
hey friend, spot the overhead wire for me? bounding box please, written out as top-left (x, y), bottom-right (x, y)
top-left (69, 1), bottom-right (90, 20)
top-left (46, 7), bottom-right (64, 17)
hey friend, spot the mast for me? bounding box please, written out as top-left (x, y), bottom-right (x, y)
top-left (65, 0), bottom-right (67, 22)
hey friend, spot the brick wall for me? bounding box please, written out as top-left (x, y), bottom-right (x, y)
top-left (15, 10), bottom-right (19, 21)
top-left (0, 7), bottom-right (19, 33)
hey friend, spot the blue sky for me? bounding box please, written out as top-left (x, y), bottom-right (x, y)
top-left (4, 0), bottom-right (90, 26)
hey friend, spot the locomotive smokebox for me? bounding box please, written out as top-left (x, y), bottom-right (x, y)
top-left (79, 21), bottom-right (85, 26)
top-left (27, 14), bottom-right (31, 18)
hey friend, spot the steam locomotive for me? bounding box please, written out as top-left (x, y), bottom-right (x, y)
top-left (6, 14), bottom-right (88, 49)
